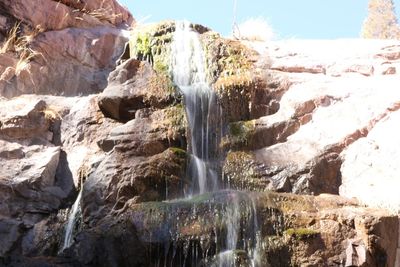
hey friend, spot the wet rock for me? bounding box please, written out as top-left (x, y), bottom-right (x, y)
top-left (82, 147), bottom-right (187, 221)
top-left (59, 95), bottom-right (120, 189)
top-left (67, 216), bottom-right (147, 267)
top-left (92, 190), bottom-right (397, 267)
top-left (21, 212), bottom-right (66, 257)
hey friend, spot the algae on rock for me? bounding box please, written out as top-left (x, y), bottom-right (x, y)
top-left (129, 21), bottom-right (175, 76)
top-left (223, 151), bottom-right (260, 191)
top-left (221, 120), bottom-right (256, 150)
top-left (202, 32), bottom-right (259, 122)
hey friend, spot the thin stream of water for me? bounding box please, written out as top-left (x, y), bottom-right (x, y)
top-left (62, 188), bottom-right (82, 250)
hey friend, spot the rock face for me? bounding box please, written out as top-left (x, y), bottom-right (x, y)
top-left (224, 40), bottom-right (400, 203)
top-left (0, 0), bottom-right (133, 97)
top-left (0, 11), bottom-right (399, 267)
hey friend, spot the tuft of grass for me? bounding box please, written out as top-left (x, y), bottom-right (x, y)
top-left (0, 22), bottom-right (20, 54)
top-left (42, 105), bottom-right (61, 122)
top-left (0, 22), bottom-right (45, 81)
top-left (0, 23), bottom-right (44, 54)
top-left (284, 228), bottom-right (319, 240)
top-left (15, 50), bottom-right (39, 75)
top-left (87, 8), bottom-right (122, 23)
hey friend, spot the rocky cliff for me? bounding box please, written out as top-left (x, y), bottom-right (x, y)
top-left (0, 1), bottom-right (399, 266)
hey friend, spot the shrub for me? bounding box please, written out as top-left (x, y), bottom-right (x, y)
top-left (233, 17), bottom-right (274, 42)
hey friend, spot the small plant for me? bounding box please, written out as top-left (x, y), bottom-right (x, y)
top-left (234, 17), bottom-right (274, 42)
top-left (169, 147), bottom-right (187, 158)
top-left (42, 105), bottom-right (61, 122)
top-left (73, 0), bottom-right (123, 24)
top-left (0, 23), bottom-right (44, 54)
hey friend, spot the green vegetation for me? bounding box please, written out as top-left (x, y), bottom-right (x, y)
top-left (134, 32), bottom-right (152, 61)
top-left (221, 120), bottom-right (256, 150)
top-left (202, 32), bottom-right (255, 85)
top-left (284, 228), bottom-right (319, 240)
top-left (129, 21), bottom-right (174, 76)
top-left (164, 104), bottom-right (187, 139)
top-left (169, 147), bottom-right (187, 158)
top-left (229, 120), bottom-right (255, 141)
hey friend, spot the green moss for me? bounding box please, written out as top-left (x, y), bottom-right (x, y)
top-left (153, 56), bottom-right (169, 73)
top-left (284, 228), bottom-right (319, 240)
top-left (222, 120), bottom-right (255, 150)
top-left (129, 22), bottom-right (174, 76)
top-left (169, 147), bottom-right (187, 158)
top-left (148, 72), bottom-right (177, 98)
top-left (164, 104), bottom-right (187, 137)
top-left (203, 35), bottom-right (255, 84)
top-left (225, 151), bottom-right (253, 164)
top-left (230, 120), bottom-right (255, 137)
top-left (134, 32), bottom-right (152, 61)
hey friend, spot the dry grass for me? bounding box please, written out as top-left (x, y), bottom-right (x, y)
top-left (0, 23), bottom-right (44, 54)
top-left (19, 25), bottom-right (45, 46)
top-left (0, 22), bottom-right (45, 79)
top-left (15, 49), bottom-right (42, 75)
top-left (88, 7), bottom-right (122, 23)
top-left (234, 17), bottom-right (274, 42)
top-left (43, 105), bottom-right (61, 121)
top-left (74, 0), bottom-right (123, 24)
top-left (0, 22), bottom-right (20, 54)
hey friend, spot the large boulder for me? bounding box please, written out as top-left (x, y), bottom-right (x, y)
top-left (98, 58), bottom-right (177, 122)
top-left (82, 111), bottom-right (188, 220)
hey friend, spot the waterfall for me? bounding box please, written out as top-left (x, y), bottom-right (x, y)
top-left (170, 20), bottom-right (219, 196)
top-left (62, 188), bottom-right (82, 250)
top-left (169, 20), bottom-right (261, 266)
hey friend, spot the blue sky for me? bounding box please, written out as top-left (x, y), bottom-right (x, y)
top-left (119, 0), bottom-right (400, 39)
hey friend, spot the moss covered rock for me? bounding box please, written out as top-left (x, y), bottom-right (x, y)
top-left (202, 33), bottom-right (260, 122)
top-left (221, 120), bottom-right (256, 151)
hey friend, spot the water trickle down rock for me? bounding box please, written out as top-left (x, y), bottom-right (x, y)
top-left (156, 20), bottom-right (263, 266)
top-left (170, 20), bottom-right (220, 196)
top-left (61, 188), bottom-right (82, 251)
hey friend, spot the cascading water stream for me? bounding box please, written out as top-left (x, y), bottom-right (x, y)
top-left (62, 186), bottom-right (82, 251)
top-left (170, 20), bottom-right (219, 196)
top-left (169, 20), bottom-right (261, 266)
